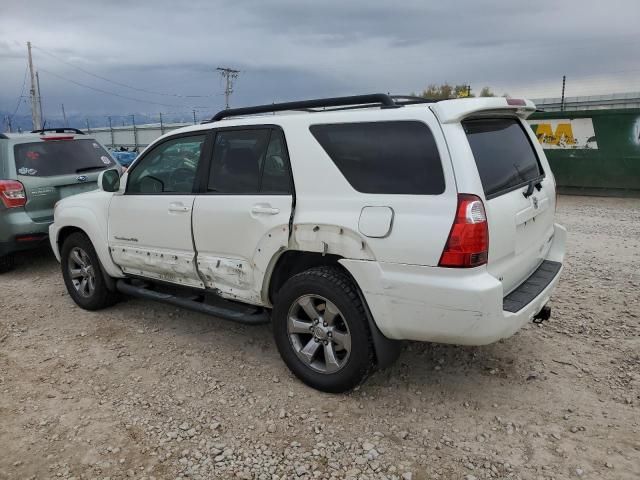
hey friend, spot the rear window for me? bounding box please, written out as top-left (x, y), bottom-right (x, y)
top-left (463, 118), bottom-right (543, 198)
top-left (310, 121), bottom-right (445, 195)
top-left (14, 139), bottom-right (115, 177)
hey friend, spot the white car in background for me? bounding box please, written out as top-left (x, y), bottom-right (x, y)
top-left (49, 94), bottom-right (566, 392)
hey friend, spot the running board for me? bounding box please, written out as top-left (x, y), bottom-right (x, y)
top-left (116, 280), bottom-right (270, 325)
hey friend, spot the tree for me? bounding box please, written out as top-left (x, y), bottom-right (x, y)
top-left (479, 87), bottom-right (495, 97)
top-left (416, 83), bottom-right (471, 99)
top-left (414, 84), bottom-right (501, 100)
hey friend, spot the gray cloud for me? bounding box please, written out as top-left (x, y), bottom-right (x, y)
top-left (1, 0), bottom-right (639, 125)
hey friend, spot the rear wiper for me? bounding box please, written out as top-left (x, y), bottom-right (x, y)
top-left (523, 179), bottom-right (543, 198)
top-left (75, 166), bottom-right (107, 173)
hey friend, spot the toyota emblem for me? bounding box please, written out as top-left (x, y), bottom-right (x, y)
top-left (76, 175), bottom-right (88, 182)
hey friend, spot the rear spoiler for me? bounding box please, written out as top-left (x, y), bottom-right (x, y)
top-left (430, 98), bottom-right (537, 124)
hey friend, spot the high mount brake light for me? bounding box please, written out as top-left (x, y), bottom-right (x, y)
top-left (506, 98), bottom-right (526, 106)
top-left (439, 194), bottom-right (489, 268)
top-left (0, 180), bottom-right (27, 208)
top-left (41, 135), bottom-right (74, 141)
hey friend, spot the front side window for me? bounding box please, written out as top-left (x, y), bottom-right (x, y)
top-left (127, 135), bottom-right (205, 194)
top-left (14, 139), bottom-right (115, 177)
top-left (208, 129), bottom-right (291, 194)
top-left (310, 121), bottom-right (445, 195)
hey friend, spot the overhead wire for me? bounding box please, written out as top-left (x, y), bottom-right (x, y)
top-left (7, 62), bottom-right (29, 120)
top-left (33, 44), bottom-right (217, 98)
top-left (39, 68), bottom-right (213, 109)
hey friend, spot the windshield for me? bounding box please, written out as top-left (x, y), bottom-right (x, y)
top-left (14, 139), bottom-right (115, 177)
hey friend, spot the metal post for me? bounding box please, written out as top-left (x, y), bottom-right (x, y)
top-left (159, 112), bottom-right (165, 135)
top-left (27, 41), bottom-right (42, 130)
top-left (193, 110), bottom-right (197, 125)
top-left (85, 118), bottom-right (91, 134)
top-left (131, 114), bottom-right (138, 151)
top-left (61, 104), bottom-right (68, 127)
top-left (561, 75), bottom-right (566, 112)
top-left (108, 116), bottom-right (114, 148)
top-left (36, 71), bottom-right (44, 127)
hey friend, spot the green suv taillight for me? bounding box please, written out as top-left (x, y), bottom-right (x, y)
top-left (0, 180), bottom-right (27, 208)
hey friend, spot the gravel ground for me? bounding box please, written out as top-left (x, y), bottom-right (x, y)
top-left (0, 195), bottom-right (638, 480)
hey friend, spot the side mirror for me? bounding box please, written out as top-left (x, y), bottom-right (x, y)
top-left (98, 169), bottom-right (120, 192)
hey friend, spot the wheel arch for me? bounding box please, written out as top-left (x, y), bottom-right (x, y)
top-left (265, 249), bottom-right (401, 369)
top-left (53, 206), bottom-right (124, 280)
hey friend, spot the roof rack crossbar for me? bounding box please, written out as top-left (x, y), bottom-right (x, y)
top-left (209, 93), bottom-right (399, 122)
top-left (31, 128), bottom-right (86, 135)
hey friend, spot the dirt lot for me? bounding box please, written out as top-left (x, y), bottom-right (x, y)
top-left (0, 195), bottom-right (638, 480)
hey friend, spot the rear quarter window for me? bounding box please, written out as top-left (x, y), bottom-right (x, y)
top-left (13, 139), bottom-right (115, 177)
top-left (310, 121), bottom-right (445, 195)
top-left (463, 118), bottom-right (543, 198)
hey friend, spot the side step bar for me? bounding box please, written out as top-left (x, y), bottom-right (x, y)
top-left (116, 280), bottom-right (270, 325)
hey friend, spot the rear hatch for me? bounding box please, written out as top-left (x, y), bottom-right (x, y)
top-left (13, 137), bottom-right (117, 222)
top-left (462, 117), bottom-right (556, 295)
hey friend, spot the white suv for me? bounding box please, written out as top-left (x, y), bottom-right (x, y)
top-left (50, 94), bottom-right (566, 392)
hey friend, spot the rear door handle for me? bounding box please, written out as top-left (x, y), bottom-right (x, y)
top-left (168, 202), bottom-right (190, 213)
top-left (251, 204), bottom-right (280, 215)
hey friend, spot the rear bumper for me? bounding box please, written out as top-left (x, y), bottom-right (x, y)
top-left (0, 209), bottom-right (51, 257)
top-left (341, 223), bottom-right (566, 346)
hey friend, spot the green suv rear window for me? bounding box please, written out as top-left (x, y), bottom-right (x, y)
top-left (14, 139), bottom-right (115, 177)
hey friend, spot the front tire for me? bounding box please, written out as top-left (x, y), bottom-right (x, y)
top-left (272, 266), bottom-right (375, 393)
top-left (61, 232), bottom-right (118, 310)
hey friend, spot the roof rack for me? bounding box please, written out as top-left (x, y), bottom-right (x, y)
top-left (31, 128), bottom-right (86, 135)
top-left (209, 93), bottom-right (403, 122)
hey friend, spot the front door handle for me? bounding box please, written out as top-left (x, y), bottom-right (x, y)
top-left (168, 202), bottom-right (190, 213)
top-left (251, 204), bottom-right (280, 215)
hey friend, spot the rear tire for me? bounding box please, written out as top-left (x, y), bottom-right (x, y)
top-left (272, 266), bottom-right (375, 393)
top-left (61, 232), bottom-right (118, 310)
top-left (0, 254), bottom-right (14, 274)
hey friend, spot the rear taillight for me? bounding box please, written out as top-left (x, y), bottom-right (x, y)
top-left (0, 180), bottom-right (27, 208)
top-left (439, 194), bottom-right (488, 268)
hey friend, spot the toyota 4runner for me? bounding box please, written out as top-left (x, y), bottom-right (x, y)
top-left (49, 94), bottom-right (566, 392)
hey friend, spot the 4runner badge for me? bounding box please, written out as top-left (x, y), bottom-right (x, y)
top-left (532, 196), bottom-right (539, 209)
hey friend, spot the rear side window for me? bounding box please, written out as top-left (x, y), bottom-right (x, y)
top-left (463, 118), bottom-right (543, 198)
top-left (13, 139), bottom-right (115, 177)
top-left (310, 121), bottom-right (445, 195)
top-left (208, 129), bottom-right (291, 194)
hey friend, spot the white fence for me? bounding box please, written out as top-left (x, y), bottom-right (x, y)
top-left (88, 122), bottom-right (192, 150)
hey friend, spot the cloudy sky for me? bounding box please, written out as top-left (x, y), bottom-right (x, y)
top-left (1, 0), bottom-right (639, 123)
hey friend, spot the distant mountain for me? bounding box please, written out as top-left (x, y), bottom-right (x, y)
top-left (2, 111), bottom-right (207, 133)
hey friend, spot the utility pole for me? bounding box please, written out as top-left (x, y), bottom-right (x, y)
top-left (192, 109), bottom-right (197, 124)
top-left (159, 112), bottom-right (165, 135)
top-left (85, 118), bottom-right (91, 134)
top-left (27, 41), bottom-right (42, 130)
top-left (561, 75), bottom-right (566, 112)
top-left (217, 67), bottom-right (240, 109)
top-left (61, 104), bottom-right (68, 127)
top-left (467, 85), bottom-right (471, 97)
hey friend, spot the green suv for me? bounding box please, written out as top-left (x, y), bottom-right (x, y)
top-left (0, 128), bottom-right (119, 272)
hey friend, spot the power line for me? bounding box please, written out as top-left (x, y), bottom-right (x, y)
top-left (32, 44), bottom-right (217, 99)
top-left (8, 62), bottom-right (29, 120)
top-left (38, 68), bottom-right (213, 109)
